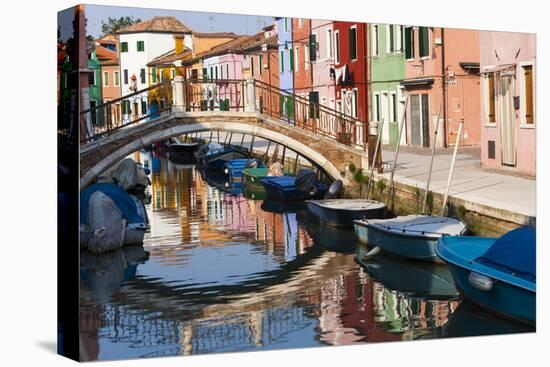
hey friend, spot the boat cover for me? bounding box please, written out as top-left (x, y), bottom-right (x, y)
top-left (475, 227), bottom-right (536, 282)
top-left (262, 176), bottom-right (296, 189)
top-left (81, 183), bottom-right (145, 225)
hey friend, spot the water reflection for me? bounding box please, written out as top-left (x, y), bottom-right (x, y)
top-left (79, 153), bottom-right (533, 361)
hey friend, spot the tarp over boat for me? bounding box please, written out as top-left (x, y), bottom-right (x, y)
top-left (475, 227), bottom-right (536, 282)
top-left (81, 183), bottom-right (145, 225)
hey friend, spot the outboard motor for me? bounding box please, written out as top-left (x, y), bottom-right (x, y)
top-left (324, 179), bottom-right (343, 199)
top-left (295, 169), bottom-right (317, 193)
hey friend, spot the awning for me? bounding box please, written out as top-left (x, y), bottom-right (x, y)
top-left (480, 63), bottom-right (516, 75)
top-left (400, 77), bottom-right (434, 88)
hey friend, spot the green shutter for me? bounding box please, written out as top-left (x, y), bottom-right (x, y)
top-left (349, 27), bottom-right (357, 60)
top-left (309, 34), bottom-right (317, 62)
top-left (289, 49), bottom-right (294, 71)
top-left (419, 27), bottom-right (429, 57)
top-left (121, 42), bottom-right (128, 52)
top-left (405, 27), bottom-right (413, 59)
top-left (280, 51), bottom-right (284, 73)
top-left (152, 67), bottom-right (157, 84)
top-left (141, 100), bottom-right (147, 114)
top-left (251, 56), bottom-right (255, 77)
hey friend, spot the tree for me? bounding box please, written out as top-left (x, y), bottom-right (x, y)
top-left (101, 16), bottom-right (142, 36)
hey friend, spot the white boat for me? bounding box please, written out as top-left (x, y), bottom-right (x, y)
top-left (306, 199), bottom-right (386, 227)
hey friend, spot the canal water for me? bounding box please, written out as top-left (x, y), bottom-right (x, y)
top-left (79, 152), bottom-right (533, 361)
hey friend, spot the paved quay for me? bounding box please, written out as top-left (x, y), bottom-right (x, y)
top-left (376, 146), bottom-right (536, 225)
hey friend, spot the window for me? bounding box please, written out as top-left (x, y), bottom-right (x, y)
top-left (141, 100), bottom-right (147, 115)
top-left (251, 56), bottom-right (255, 77)
top-left (136, 40), bottom-right (145, 52)
top-left (294, 47), bottom-right (300, 72)
top-left (103, 71), bottom-right (109, 87)
top-left (327, 29), bottom-right (333, 58)
top-left (171, 69), bottom-right (176, 79)
top-left (372, 25), bottom-right (379, 57)
top-left (404, 26), bottom-right (414, 59)
top-left (209, 67), bottom-right (213, 80)
top-left (334, 31), bottom-right (340, 64)
top-left (309, 34), bottom-right (317, 62)
top-left (522, 65), bottom-right (534, 124)
top-left (280, 51), bottom-right (285, 73)
top-left (137, 68), bottom-right (144, 84)
top-left (258, 55), bottom-right (263, 76)
top-left (419, 27), bottom-right (429, 58)
top-left (284, 18), bottom-right (289, 32)
top-left (151, 67), bottom-right (157, 84)
top-left (309, 91), bottom-right (319, 119)
top-left (349, 26), bottom-right (357, 60)
top-left (390, 92), bottom-right (397, 122)
top-left (304, 46), bottom-right (309, 70)
top-left (396, 25), bottom-right (403, 52)
top-left (486, 72), bottom-right (496, 123)
top-left (123, 69), bottom-right (128, 84)
top-left (88, 70), bottom-right (96, 86)
top-left (226, 64), bottom-right (229, 79)
top-left (388, 25), bottom-right (395, 53)
top-left (202, 68), bottom-right (208, 81)
top-left (114, 71), bottom-right (120, 86)
top-left (215, 65), bottom-right (218, 80)
top-left (374, 93), bottom-right (381, 121)
top-left (120, 42), bottom-right (128, 52)
top-left (289, 49), bottom-right (294, 71)
top-left (159, 70), bottom-right (164, 83)
top-left (220, 64), bottom-right (224, 79)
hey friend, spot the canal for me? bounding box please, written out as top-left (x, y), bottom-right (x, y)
top-left (79, 152), bottom-right (533, 361)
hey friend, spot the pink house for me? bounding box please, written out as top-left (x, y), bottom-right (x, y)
top-left (480, 31), bottom-right (536, 177)
top-left (311, 19), bottom-right (337, 134)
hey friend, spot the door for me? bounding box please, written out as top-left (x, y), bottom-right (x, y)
top-left (410, 94), bottom-right (421, 146)
top-left (421, 94), bottom-right (430, 148)
top-left (499, 75), bottom-right (516, 166)
top-left (381, 92), bottom-right (389, 143)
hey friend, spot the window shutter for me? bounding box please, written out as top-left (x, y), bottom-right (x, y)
top-left (524, 66), bottom-right (534, 123)
top-left (349, 28), bottom-right (357, 60)
top-left (488, 73), bottom-right (496, 122)
top-left (405, 27), bottom-right (413, 59)
top-left (289, 49), bottom-right (294, 71)
top-left (280, 51), bottom-right (284, 72)
top-left (309, 34), bottom-right (317, 62)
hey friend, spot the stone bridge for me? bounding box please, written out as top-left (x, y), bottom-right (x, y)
top-left (80, 78), bottom-right (371, 189)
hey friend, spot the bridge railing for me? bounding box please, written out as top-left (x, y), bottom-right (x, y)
top-left (80, 77), bottom-right (368, 150)
top-left (253, 80), bottom-right (367, 149)
top-left (79, 80), bottom-right (173, 144)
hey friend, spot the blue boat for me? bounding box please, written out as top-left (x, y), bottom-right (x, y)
top-left (261, 176), bottom-right (328, 201)
top-left (223, 158), bottom-right (265, 182)
top-left (199, 147), bottom-right (249, 171)
top-left (436, 227), bottom-right (536, 325)
top-left (354, 214), bottom-right (467, 263)
top-left (80, 183), bottom-right (148, 246)
top-left (356, 243), bottom-right (459, 300)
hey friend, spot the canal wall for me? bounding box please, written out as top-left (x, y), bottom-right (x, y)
top-left (342, 175), bottom-right (533, 237)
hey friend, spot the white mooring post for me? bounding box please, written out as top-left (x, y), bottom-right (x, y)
top-left (173, 75), bottom-right (185, 112)
top-left (245, 78), bottom-right (256, 113)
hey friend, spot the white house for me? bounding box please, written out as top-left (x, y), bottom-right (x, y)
top-left (117, 16), bottom-right (193, 119)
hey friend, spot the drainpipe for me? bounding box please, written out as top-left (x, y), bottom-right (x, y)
top-left (441, 27), bottom-right (448, 148)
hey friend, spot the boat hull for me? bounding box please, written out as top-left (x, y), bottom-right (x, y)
top-left (436, 236), bottom-right (536, 325)
top-left (80, 224), bottom-right (146, 247)
top-left (354, 220), bottom-right (443, 262)
top-left (306, 199), bottom-right (386, 227)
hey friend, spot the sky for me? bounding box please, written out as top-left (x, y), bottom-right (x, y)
top-left (84, 4), bottom-right (275, 38)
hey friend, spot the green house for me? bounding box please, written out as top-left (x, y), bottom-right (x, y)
top-left (369, 24), bottom-right (406, 145)
top-left (87, 49), bottom-right (103, 127)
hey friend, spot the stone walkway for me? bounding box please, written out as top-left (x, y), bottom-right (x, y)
top-left (377, 146), bottom-right (536, 223)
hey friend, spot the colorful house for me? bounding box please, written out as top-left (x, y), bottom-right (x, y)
top-left (311, 19), bottom-right (337, 133)
top-left (95, 38), bottom-right (121, 127)
top-left (333, 21), bottom-right (369, 145)
top-left (276, 17), bottom-right (294, 122)
top-left (480, 31), bottom-right (536, 177)
top-left (401, 26), bottom-right (481, 148)
top-left (117, 16), bottom-right (193, 120)
top-left (369, 24), bottom-right (406, 145)
top-left (292, 18), bottom-right (313, 123)
top-left (86, 42), bottom-right (103, 127)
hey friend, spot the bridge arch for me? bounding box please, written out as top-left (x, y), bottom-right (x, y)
top-left (80, 118), bottom-right (347, 189)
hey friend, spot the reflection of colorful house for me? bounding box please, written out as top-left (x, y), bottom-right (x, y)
top-left (311, 19), bottom-right (337, 134)
top-left (369, 24), bottom-right (406, 145)
top-left (401, 27), bottom-right (481, 148)
top-left (480, 31), bottom-right (536, 177)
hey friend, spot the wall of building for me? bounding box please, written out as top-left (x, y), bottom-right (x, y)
top-left (480, 31), bottom-right (536, 176)
top-left (292, 18), bottom-right (312, 96)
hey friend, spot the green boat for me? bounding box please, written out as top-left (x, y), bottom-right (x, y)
top-left (242, 167), bottom-right (292, 194)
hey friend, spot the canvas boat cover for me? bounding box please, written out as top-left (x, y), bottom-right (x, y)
top-left (475, 227), bottom-right (536, 282)
top-left (366, 215), bottom-right (467, 238)
top-left (81, 183), bottom-right (146, 225)
top-left (262, 176), bottom-right (296, 189)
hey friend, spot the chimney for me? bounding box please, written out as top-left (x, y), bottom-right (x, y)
top-left (174, 35), bottom-right (185, 54)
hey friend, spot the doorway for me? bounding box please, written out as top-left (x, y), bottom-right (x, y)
top-left (410, 93), bottom-right (430, 147)
top-left (499, 74), bottom-right (516, 166)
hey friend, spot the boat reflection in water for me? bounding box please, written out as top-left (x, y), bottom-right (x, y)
top-left (78, 154), bottom-right (534, 361)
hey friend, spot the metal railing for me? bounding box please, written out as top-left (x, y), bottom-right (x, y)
top-left (80, 80), bottom-right (173, 144)
top-left (80, 78), bottom-right (368, 150)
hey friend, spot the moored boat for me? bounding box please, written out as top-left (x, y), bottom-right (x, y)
top-left (243, 167), bottom-right (292, 192)
top-left (306, 199), bottom-right (386, 227)
top-left (168, 141), bottom-right (199, 164)
top-left (436, 227), bottom-right (536, 325)
top-left (200, 147), bottom-right (249, 171)
top-left (261, 176), bottom-right (327, 201)
top-left (223, 158), bottom-right (265, 182)
top-left (80, 183), bottom-right (149, 248)
top-left (354, 214), bottom-right (467, 262)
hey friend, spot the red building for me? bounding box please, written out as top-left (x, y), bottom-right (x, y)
top-left (292, 18), bottom-right (313, 121)
top-left (333, 22), bottom-right (369, 145)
